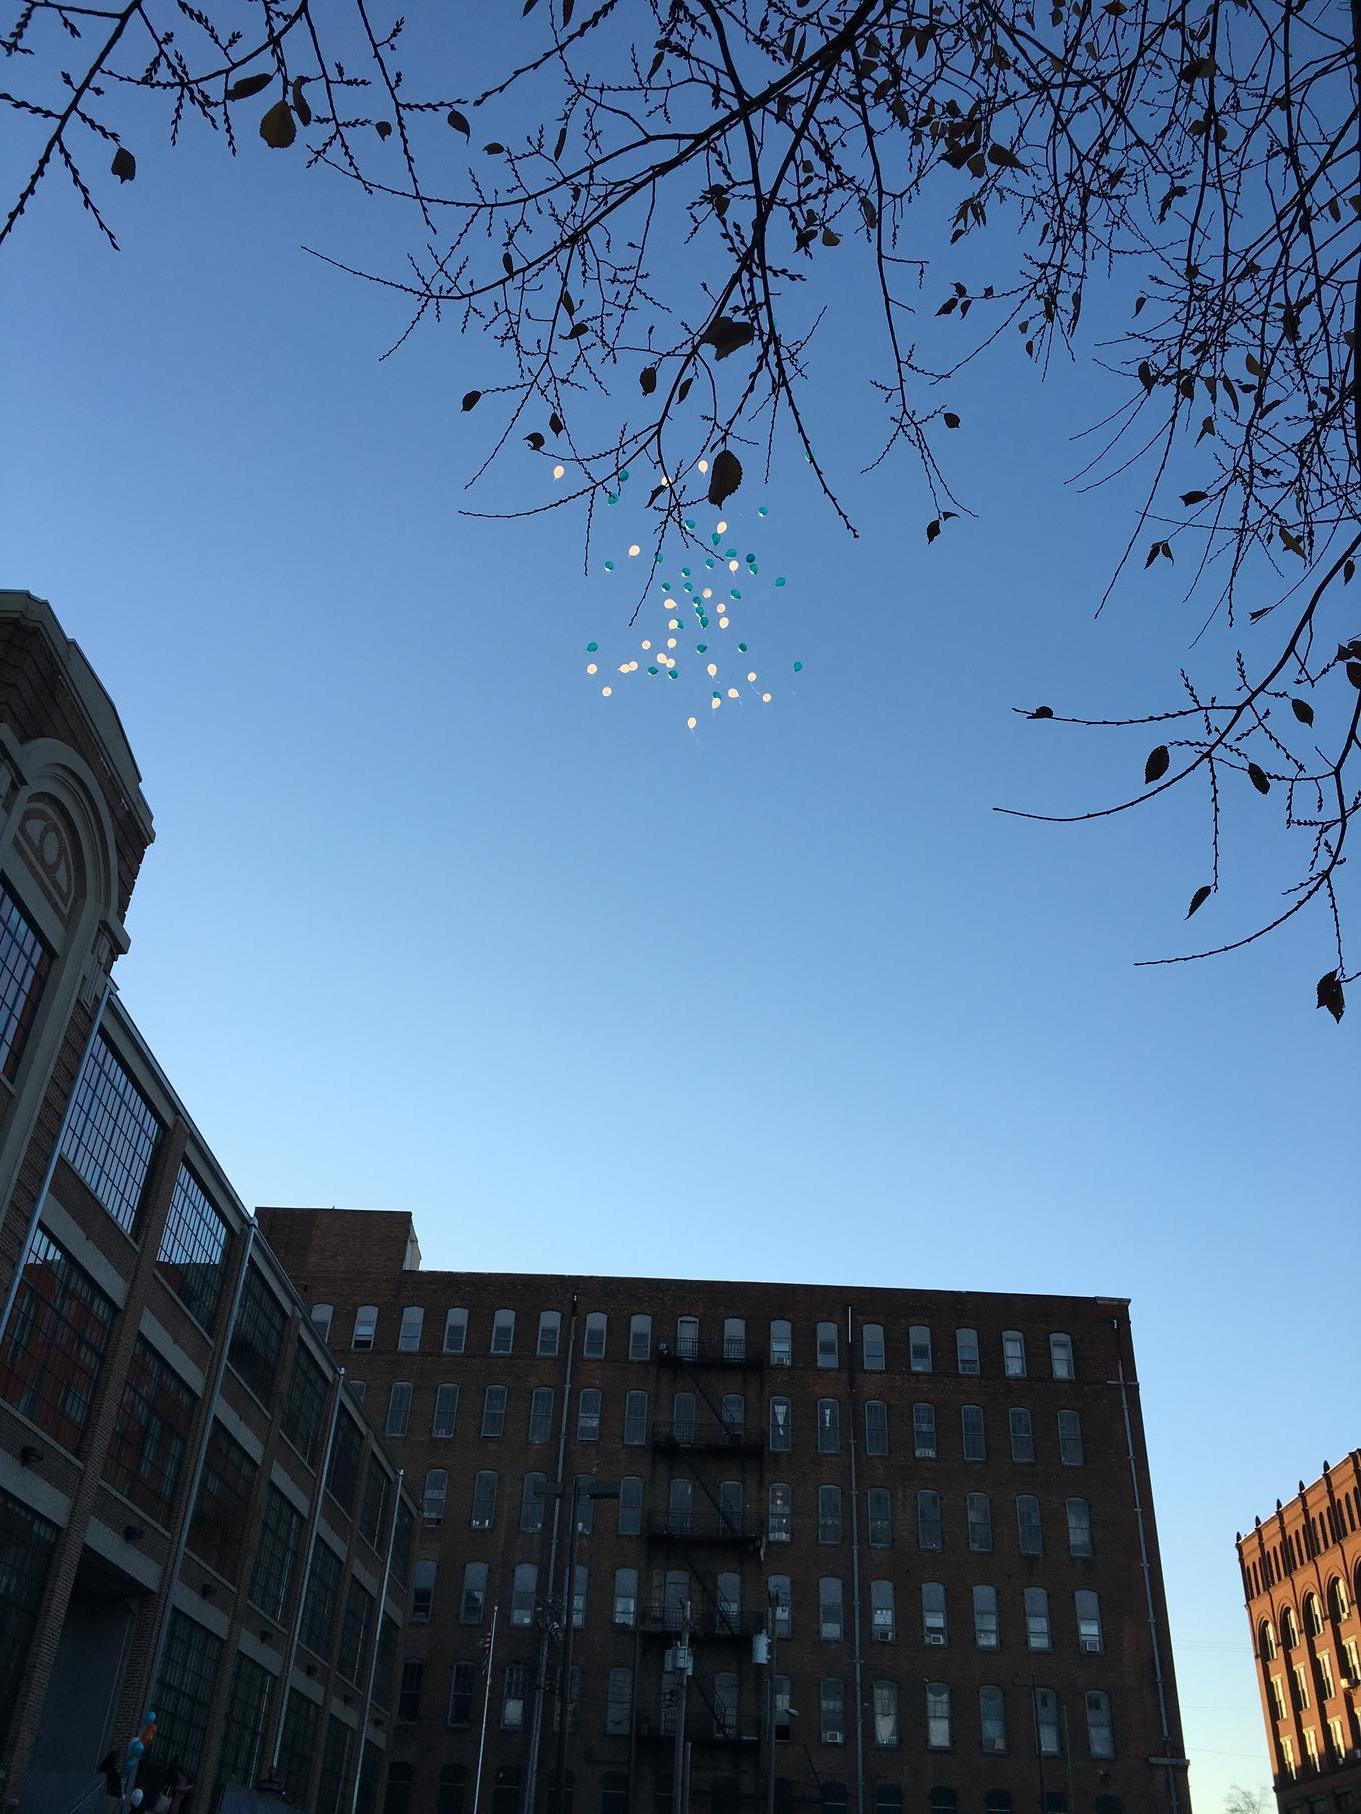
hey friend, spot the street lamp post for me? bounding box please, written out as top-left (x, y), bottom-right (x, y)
top-left (539, 1477), bottom-right (620, 1814)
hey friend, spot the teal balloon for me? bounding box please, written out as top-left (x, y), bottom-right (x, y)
top-left (681, 566), bottom-right (691, 576)
top-left (586, 642), bottom-right (599, 652)
top-left (793, 660), bottom-right (803, 672)
top-left (603, 560), bottom-right (614, 571)
top-left (731, 589), bottom-right (742, 599)
top-left (757, 506), bottom-right (768, 516)
top-left (697, 644), bottom-right (708, 653)
top-left (774, 577), bottom-right (787, 587)
top-left (684, 518), bottom-right (696, 529)
top-left (737, 641), bottom-right (748, 652)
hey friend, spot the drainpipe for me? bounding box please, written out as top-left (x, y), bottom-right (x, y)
top-left (523, 1294), bottom-right (577, 1814)
top-left (1111, 1327), bottom-right (1181, 1813)
top-left (844, 1306), bottom-right (865, 1814)
top-left (143, 1223), bottom-right (258, 1716)
top-left (269, 1364), bottom-right (347, 1770)
top-left (0, 976), bottom-right (111, 1338)
top-left (348, 1468), bottom-right (404, 1814)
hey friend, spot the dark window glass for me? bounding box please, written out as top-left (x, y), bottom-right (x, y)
top-left (390, 1500), bottom-right (414, 1587)
top-left (360, 1459), bottom-right (389, 1550)
top-left (399, 1660), bottom-right (424, 1722)
top-left (327, 1411), bottom-right (363, 1514)
top-left (282, 1343), bottom-right (329, 1467)
top-left (449, 1663), bottom-right (477, 1726)
top-left (216, 1652), bottom-right (273, 1804)
top-left (228, 1267), bottom-right (286, 1406)
top-left (916, 1489), bottom-right (942, 1550)
top-left (0, 1228), bottom-right (116, 1452)
top-left (249, 1484), bottom-right (303, 1622)
top-left (300, 1540), bottom-right (343, 1659)
top-left (61, 1033), bottom-right (161, 1233)
top-left (156, 1164), bottom-right (230, 1328)
top-left (0, 882), bottom-right (50, 1082)
top-left (278, 1689), bottom-right (319, 1803)
top-left (188, 1419), bottom-right (257, 1582)
top-left (153, 1609), bottom-right (223, 1777)
top-left (103, 1335), bottom-right (196, 1526)
top-left (867, 1487), bottom-right (892, 1548)
top-left (316, 1716), bottom-right (353, 1814)
top-left (337, 1576), bottom-right (376, 1685)
top-left (373, 1616), bottom-right (398, 1714)
top-left (529, 1387), bottom-right (554, 1444)
top-left (0, 1487), bottom-right (59, 1721)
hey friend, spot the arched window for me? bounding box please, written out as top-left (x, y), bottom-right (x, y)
top-left (980, 1686), bottom-right (1007, 1755)
top-left (1259, 1619), bottom-right (1277, 1661)
top-left (397, 1306), bottom-right (424, 1351)
top-left (1328, 1575), bottom-right (1351, 1622)
top-left (909, 1325), bottom-right (933, 1372)
top-left (769, 1397), bottom-right (792, 1451)
top-left (817, 1321), bottom-right (839, 1369)
top-left (422, 1467), bottom-right (448, 1524)
top-left (1281, 1604), bottom-right (1300, 1648)
top-left (543, 1773), bottom-right (572, 1814)
top-left (817, 1399), bottom-right (840, 1453)
top-left (769, 1319), bottom-right (792, 1366)
top-left (926, 1789), bottom-right (957, 1811)
top-left (914, 1402), bottom-right (937, 1458)
top-left (629, 1314), bottom-right (652, 1360)
top-left (668, 1477), bottom-right (693, 1534)
top-left (438, 1765), bottom-right (467, 1814)
top-left (676, 1315), bottom-right (700, 1356)
top-left (671, 1391), bottom-right (696, 1445)
top-left (1305, 1592), bottom-right (1324, 1636)
top-left (577, 1387), bottom-right (601, 1443)
top-left (862, 1323), bottom-right (886, 1370)
top-left (309, 1304), bottom-right (333, 1341)
top-left (583, 1312), bottom-right (607, 1357)
top-left (920, 1581), bottom-right (945, 1643)
top-left (768, 1482), bottom-right (792, 1542)
top-left (819, 1785), bottom-right (848, 1814)
top-left (490, 1308), bottom-right (515, 1354)
top-left (870, 1578), bottom-right (895, 1641)
top-left (873, 1790), bottom-right (902, 1814)
top-left (521, 1472), bottom-right (547, 1533)
top-left (983, 1795), bottom-right (1013, 1813)
top-left (1075, 1588), bottom-right (1103, 1652)
top-left (352, 1305), bottom-right (378, 1350)
top-left (723, 1317), bottom-right (746, 1361)
top-left (1086, 1689), bottom-right (1115, 1759)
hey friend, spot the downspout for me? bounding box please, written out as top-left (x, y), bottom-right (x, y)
top-left (348, 1468), bottom-right (404, 1814)
top-left (523, 1294), bottom-right (577, 1814)
top-left (0, 976), bottom-right (111, 1338)
top-left (1112, 1327), bottom-right (1181, 1813)
top-left (144, 1223), bottom-right (258, 1713)
top-left (844, 1306), bottom-right (864, 1814)
top-left (269, 1362), bottom-right (348, 1770)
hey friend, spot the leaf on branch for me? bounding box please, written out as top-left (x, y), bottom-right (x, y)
top-left (860, 195), bottom-right (877, 230)
top-left (640, 366), bottom-right (657, 396)
top-left (1196, 414), bottom-right (1216, 442)
top-left (1178, 55), bottom-right (1214, 80)
top-left (1180, 490), bottom-right (1208, 505)
top-left (502, 252), bottom-right (515, 276)
top-left (1348, 661), bottom-right (1361, 689)
top-left (562, 0), bottom-right (574, 24)
top-left (226, 71), bottom-right (272, 100)
top-left (926, 519), bottom-right (941, 544)
top-left (1316, 970), bottom-right (1345, 1022)
top-left (1186, 884), bottom-right (1212, 918)
top-left (553, 126), bottom-right (567, 159)
top-left (259, 101), bottom-right (296, 149)
top-left (1345, 559), bottom-right (1355, 584)
top-left (484, 141), bottom-right (505, 154)
top-left (646, 484), bottom-right (666, 507)
top-left (1144, 745), bottom-right (1170, 784)
top-left (943, 412), bottom-right (960, 428)
top-left (1138, 360), bottom-right (1154, 390)
top-left (1247, 762), bottom-right (1270, 794)
top-left (522, 0), bottom-right (541, 13)
top-left (549, 412), bottom-right (564, 435)
top-left (821, 227), bottom-right (841, 246)
top-left (525, 432), bottom-right (545, 450)
top-left (1144, 540), bottom-right (1172, 567)
top-left (376, 121), bottom-right (392, 139)
top-left (461, 390), bottom-right (482, 411)
top-left (447, 109), bottom-right (470, 135)
top-left (706, 449), bottom-right (742, 507)
top-left (1027, 705), bottom-right (1054, 719)
top-left (292, 78), bottom-right (312, 126)
top-left (937, 296), bottom-right (958, 316)
top-left (564, 322), bottom-right (588, 340)
top-left (677, 377), bottom-right (692, 403)
top-left (699, 316), bottom-right (755, 360)
top-left (1291, 697), bottom-right (1314, 725)
top-left (110, 145), bottom-right (136, 183)
top-left (987, 143), bottom-right (1025, 170)
top-left (1279, 527), bottom-right (1305, 558)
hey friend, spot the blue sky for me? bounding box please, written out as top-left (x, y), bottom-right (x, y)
top-left (4, 27), bottom-right (1354, 1805)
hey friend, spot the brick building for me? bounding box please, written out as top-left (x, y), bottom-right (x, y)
top-left (1236, 1455), bottom-right (1361, 1812)
top-left (258, 1205), bottom-right (1193, 1814)
top-left (0, 592), bottom-right (414, 1814)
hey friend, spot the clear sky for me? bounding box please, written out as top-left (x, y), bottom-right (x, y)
top-left (4, 22), bottom-right (1355, 1806)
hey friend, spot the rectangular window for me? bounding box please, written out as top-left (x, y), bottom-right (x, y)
top-left (577, 1386), bottom-right (601, 1442)
top-left (156, 1164), bottom-right (230, 1329)
top-left (980, 1684), bottom-right (1007, 1755)
top-left (913, 1402), bottom-right (937, 1458)
top-left (1066, 1497), bottom-right (1094, 1557)
top-left (299, 1540), bottom-right (342, 1658)
top-left (538, 1310), bottom-right (561, 1356)
top-left (520, 1471), bottom-right (546, 1533)
top-left (249, 1484), bottom-right (303, 1622)
top-left (909, 1325), bottom-right (933, 1372)
top-left (867, 1488), bottom-right (892, 1548)
top-left (470, 1470), bottom-right (497, 1529)
top-left (818, 1484), bottom-right (842, 1545)
top-left (397, 1306), bottom-right (424, 1352)
top-left (816, 1321), bottom-right (838, 1369)
top-left (1049, 1332), bottom-right (1075, 1379)
top-left (277, 1690), bottom-right (318, 1805)
top-left (337, 1576), bottom-right (376, 1685)
top-left (188, 1419), bottom-right (257, 1582)
top-left (529, 1386), bottom-right (554, 1444)
top-left (1087, 1690), bottom-right (1114, 1759)
top-left (511, 1563), bottom-right (538, 1628)
top-left (1009, 1407), bottom-right (1034, 1463)
top-left (769, 1319), bottom-right (792, 1366)
top-left (872, 1680), bottom-right (897, 1747)
top-left (443, 1307), bottom-right (467, 1353)
top-left (352, 1305), bottom-right (377, 1350)
top-left (1293, 1663), bottom-right (1311, 1709)
top-left (385, 1382), bottom-right (412, 1438)
top-left (719, 1480), bottom-right (742, 1533)
top-left (919, 1580), bottom-right (944, 1644)
top-left (491, 1309), bottom-right (515, 1354)
top-left (0, 882), bottom-right (50, 1081)
top-left (326, 1410), bottom-right (362, 1514)
top-left (1270, 1675), bottom-right (1287, 1721)
top-left (1319, 1651), bottom-right (1335, 1699)
top-left (316, 1715), bottom-right (353, 1814)
top-left (282, 1343), bottom-right (328, 1467)
top-left (623, 1389), bottom-right (647, 1446)
top-left (61, 1032), bottom-right (161, 1233)
top-left (1002, 1330), bottom-right (1027, 1377)
top-left (153, 1610), bottom-right (223, 1777)
top-left (613, 1567), bottom-right (638, 1627)
top-left (423, 1467), bottom-right (448, 1525)
top-left (817, 1398), bottom-right (840, 1453)
top-left (819, 1678), bottom-right (845, 1743)
top-left (967, 1491), bottom-right (993, 1552)
top-left (481, 1384), bottom-right (507, 1436)
top-left (769, 1396), bottom-right (792, 1452)
top-left (1058, 1409), bottom-right (1084, 1465)
top-left (0, 1487), bottom-right (59, 1720)
top-left (955, 1327), bottom-right (980, 1375)
top-left (412, 1559), bottom-right (436, 1622)
top-left (961, 1405), bottom-right (986, 1462)
top-left (227, 1266), bottom-right (286, 1406)
top-left (432, 1383), bottom-right (459, 1438)
top-left (819, 1577), bottom-right (844, 1640)
top-left (925, 1681), bottom-right (951, 1750)
top-left (768, 1482), bottom-right (792, 1543)
top-left (973, 1584), bottom-right (999, 1648)
top-left (872, 1578), bottom-right (896, 1642)
top-left (629, 1313), bottom-right (652, 1360)
top-left (862, 1323), bottom-right (886, 1370)
top-left (1024, 1587), bottom-right (1051, 1651)
top-left (460, 1562), bottom-right (488, 1624)
top-left (572, 1565), bottom-right (588, 1629)
top-left (449, 1663), bottom-right (476, 1726)
top-left (606, 1667), bottom-right (633, 1736)
top-left (1016, 1495), bottom-right (1043, 1556)
top-left (102, 1335), bottom-right (195, 1525)
top-left (583, 1312), bottom-right (607, 1357)
top-left (1033, 1687), bottom-right (1061, 1756)
top-left (916, 1489), bottom-right (942, 1550)
top-left (618, 1476), bottom-right (643, 1536)
top-left (216, 1651), bottom-right (273, 1806)
top-left (1076, 1589), bottom-right (1103, 1653)
top-left (864, 1400), bottom-right (888, 1456)
top-left (0, 1227), bottom-right (115, 1452)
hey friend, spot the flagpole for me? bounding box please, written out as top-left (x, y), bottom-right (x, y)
top-left (472, 1604), bottom-right (498, 1814)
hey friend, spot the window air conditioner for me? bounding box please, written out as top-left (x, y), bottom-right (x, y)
top-left (927, 1632), bottom-right (947, 1646)
top-left (825, 1731), bottom-right (844, 1745)
top-left (1080, 1639), bottom-right (1103, 1654)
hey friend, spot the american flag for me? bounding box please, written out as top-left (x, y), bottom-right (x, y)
top-left (479, 1631), bottom-right (494, 1675)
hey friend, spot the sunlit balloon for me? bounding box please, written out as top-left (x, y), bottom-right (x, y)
top-left (687, 716), bottom-right (697, 730)
top-left (553, 464), bottom-right (565, 479)
top-left (628, 544), bottom-right (641, 557)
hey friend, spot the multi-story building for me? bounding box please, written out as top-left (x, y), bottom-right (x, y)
top-left (0, 592), bottom-right (414, 1814)
top-left (259, 1205), bottom-right (1193, 1814)
top-left (1237, 1456), bottom-right (1361, 1812)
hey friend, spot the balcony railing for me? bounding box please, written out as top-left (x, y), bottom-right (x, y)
top-left (635, 1704), bottom-right (763, 1747)
top-left (646, 1509), bottom-right (758, 1546)
top-left (657, 1337), bottom-right (764, 1369)
top-left (650, 1416), bottom-right (762, 1453)
top-left (638, 1603), bottom-right (766, 1640)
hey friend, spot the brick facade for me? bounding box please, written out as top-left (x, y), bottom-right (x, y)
top-left (259, 1206), bottom-right (1192, 1814)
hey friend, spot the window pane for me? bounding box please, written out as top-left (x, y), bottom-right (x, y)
top-left (538, 1311), bottom-right (560, 1356)
top-left (862, 1324), bottom-right (885, 1371)
top-left (818, 1485), bottom-right (842, 1545)
top-left (629, 1315), bottom-right (652, 1360)
top-left (1058, 1410), bottom-right (1084, 1466)
top-left (864, 1401), bottom-right (888, 1457)
top-left (0, 883), bottom-right (50, 1081)
top-left (157, 1165), bottom-right (230, 1329)
top-left (1049, 1332), bottom-right (1074, 1379)
top-left (104, 1336), bottom-right (196, 1525)
top-left (867, 1488), bottom-right (892, 1548)
top-left (955, 1327), bottom-right (980, 1375)
top-left (769, 1397), bottom-right (791, 1452)
top-left (916, 1490), bottom-right (942, 1550)
top-left (398, 1307), bottom-right (424, 1352)
top-left (482, 1385), bottom-right (507, 1436)
top-left (61, 1033), bottom-right (161, 1233)
top-left (623, 1390), bottom-right (647, 1446)
top-left (432, 1383), bottom-right (459, 1439)
top-left (909, 1326), bottom-right (933, 1373)
top-left (769, 1319), bottom-right (792, 1366)
top-left (816, 1322), bottom-right (838, 1369)
top-left (1009, 1408), bottom-right (1034, 1463)
top-left (228, 1267), bottom-right (286, 1405)
top-left (385, 1383), bottom-right (412, 1438)
top-left (188, 1419), bottom-right (257, 1582)
top-left (1, 1229), bottom-right (116, 1453)
top-left (1002, 1331), bottom-right (1026, 1377)
top-left (817, 1399), bottom-right (840, 1454)
top-left (444, 1308), bottom-right (467, 1353)
top-left (583, 1313), bottom-right (607, 1357)
top-left (491, 1310), bottom-right (515, 1355)
top-left (1066, 1497), bottom-right (1093, 1557)
top-left (967, 1492), bottom-right (993, 1552)
top-left (577, 1387), bottom-right (601, 1443)
top-left (961, 1405), bottom-right (986, 1462)
top-left (913, 1403), bottom-right (936, 1458)
top-left (528, 1386), bottom-right (554, 1444)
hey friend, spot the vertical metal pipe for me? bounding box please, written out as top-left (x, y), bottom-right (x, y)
top-left (472, 1604), bottom-right (499, 1814)
top-left (844, 1305), bottom-right (865, 1814)
top-left (524, 1295), bottom-right (576, 1814)
top-left (348, 1466), bottom-right (404, 1814)
top-left (554, 1487), bottom-right (582, 1814)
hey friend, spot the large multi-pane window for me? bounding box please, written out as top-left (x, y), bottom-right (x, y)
top-left (103, 1335), bottom-right (196, 1525)
top-left (327, 1410), bottom-right (363, 1513)
top-left (816, 1322), bottom-right (839, 1369)
top-left (470, 1470), bottom-right (497, 1529)
top-left (156, 1164), bottom-right (230, 1328)
top-left (980, 1685), bottom-right (1007, 1754)
top-left (216, 1652), bottom-right (273, 1802)
top-left (973, 1585), bottom-right (1000, 1649)
top-left (62, 1033), bottom-right (162, 1233)
top-left (359, 1459), bottom-right (389, 1549)
top-left (1085, 1690), bottom-right (1114, 1758)
top-left (482, 1385), bottom-right (508, 1437)
top-left (412, 1560), bottom-right (437, 1622)
top-left (385, 1382), bottom-right (412, 1438)
top-left (491, 1310), bottom-right (516, 1354)
top-left (1016, 1495), bottom-right (1043, 1556)
top-left (250, 1485), bottom-right (303, 1622)
top-left (278, 1690), bottom-right (319, 1802)
top-left (1058, 1409), bottom-right (1085, 1465)
top-left (398, 1306), bottom-right (424, 1352)
top-left (920, 1581), bottom-right (945, 1644)
top-left (819, 1577), bottom-right (844, 1640)
top-left (909, 1326), bottom-right (933, 1372)
top-left (961, 1405), bottom-right (986, 1461)
top-left (955, 1327), bottom-right (980, 1375)
top-left (864, 1401), bottom-right (888, 1456)
top-left (529, 1386), bottom-right (555, 1444)
top-left (538, 1310), bottom-right (561, 1356)
top-left (300, 1540), bottom-right (343, 1658)
top-left (431, 1382), bottom-right (458, 1439)
top-left (282, 1343), bottom-right (328, 1467)
top-left (188, 1419), bottom-right (258, 1582)
top-left (511, 1563), bottom-right (538, 1627)
top-left (155, 1610), bottom-right (224, 1777)
top-left (0, 1228), bottom-right (115, 1451)
top-left (0, 882), bottom-right (50, 1081)
top-left (871, 1579), bottom-right (896, 1642)
top-left (861, 1323), bottom-right (886, 1370)
top-left (317, 1716), bottom-right (353, 1814)
top-left (925, 1682), bottom-right (951, 1749)
top-left (618, 1476), bottom-right (643, 1536)
top-left (0, 1487), bottom-right (59, 1721)
top-left (967, 1491), bottom-right (993, 1552)
top-left (337, 1576), bottom-right (376, 1684)
top-left (228, 1267), bottom-right (286, 1406)
top-left (769, 1397), bottom-right (792, 1452)
top-left (583, 1312), bottom-right (607, 1357)
top-left (913, 1403), bottom-right (937, 1459)
top-left (818, 1485), bottom-right (842, 1546)
top-left (817, 1399), bottom-right (840, 1454)
top-left (867, 1488), bottom-right (892, 1547)
top-left (916, 1489), bottom-right (942, 1550)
